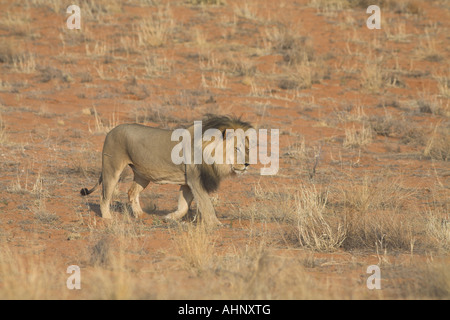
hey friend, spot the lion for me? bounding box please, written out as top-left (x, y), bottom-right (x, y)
top-left (80, 115), bottom-right (253, 227)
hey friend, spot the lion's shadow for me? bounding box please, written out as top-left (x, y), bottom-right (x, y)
top-left (86, 201), bottom-right (173, 218)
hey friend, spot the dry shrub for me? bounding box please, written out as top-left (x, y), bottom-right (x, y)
top-left (173, 223), bottom-right (217, 275)
top-left (85, 240), bottom-right (136, 300)
top-left (278, 52), bottom-right (327, 90)
top-left (293, 186), bottom-right (346, 251)
top-left (0, 40), bottom-right (18, 64)
top-left (102, 204), bottom-right (147, 238)
top-left (423, 124), bottom-right (450, 161)
top-left (88, 107), bottom-right (120, 135)
top-left (425, 206), bottom-right (449, 251)
top-left (309, 0), bottom-right (349, 16)
top-left (265, 25), bottom-right (315, 66)
top-left (136, 5), bottom-right (174, 48)
top-left (344, 210), bottom-right (416, 251)
top-left (67, 145), bottom-right (99, 178)
top-left (213, 246), bottom-right (319, 299)
top-left (339, 176), bottom-right (417, 251)
top-left (234, 183), bottom-right (296, 222)
top-left (32, 198), bottom-right (59, 224)
top-left (283, 138), bottom-right (322, 179)
top-left (409, 263), bottom-right (450, 299)
top-left (0, 11), bottom-right (32, 37)
top-left (188, 0), bottom-right (224, 5)
top-left (0, 40), bottom-right (36, 73)
top-left (368, 114), bottom-right (396, 137)
top-left (343, 123), bottom-right (373, 148)
top-left (415, 33), bottom-right (443, 63)
top-left (0, 112), bottom-right (7, 145)
top-left (399, 122), bottom-right (426, 146)
top-left (361, 60), bottom-right (385, 92)
top-left (244, 183), bottom-right (346, 252)
top-left (90, 237), bottom-right (113, 267)
top-left (435, 75), bottom-right (449, 99)
top-left (0, 245), bottom-right (65, 299)
top-left (347, 0), bottom-right (421, 15)
top-left (385, 262), bottom-right (450, 299)
top-left (339, 176), bottom-right (412, 213)
top-left (416, 96), bottom-right (449, 117)
top-left (36, 66), bottom-right (72, 83)
top-left (368, 114), bottom-right (427, 146)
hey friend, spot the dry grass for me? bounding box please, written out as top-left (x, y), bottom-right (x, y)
top-left (425, 206), bottom-right (450, 251)
top-left (1, 173), bottom-right (447, 299)
top-left (343, 124), bottom-right (373, 149)
top-left (0, 113), bottom-right (7, 145)
top-left (26, 0), bottom-right (64, 13)
top-left (0, 10), bottom-right (32, 37)
top-left (278, 52), bottom-right (324, 90)
top-left (283, 138), bottom-right (322, 179)
top-left (233, 1), bottom-right (260, 21)
top-left (423, 124), bottom-right (450, 161)
top-left (136, 5), bottom-right (174, 48)
top-left (292, 185), bottom-right (346, 251)
top-left (361, 60), bottom-right (385, 92)
top-left (0, 245), bottom-right (66, 299)
top-left (173, 223), bottom-right (217, 275)
top-left (143, 55), bottom-right (173, 78)
top-left (1, 240), bottom-right (447, 299)
top-left (1, 0), bottom-right (449, 301)
top-left (309, 0), bottom-right (349, 16)
top-left (359, 55), bottom-right (404, 92)
top-left (415, 32), bottom-right (443, 62)
top-left (239, 176), bottom-right (425, 253)
top-left (7, 170), bottom-right (48, 198)
top-left (434, 74), bottom-right (449, 99)
top-left (67, 145), bottom-right (99, 179)
top-left (339, 176), bottom-right (418, 251)
top-left (88, 107), bottom-right (120, 135)
top-left (210, 246), bottom-right (320, 299)
top-left (13, 53), bottom-right (36, 74)
top-left (237, 183), bottom-right (345, 251)
top-left (188, 0), bottom-right (225, 5)
top-left (235, 182), bottom-right (296, 222)
top-left (0, 40), bottom-right (36, 73)
top-left (201, 72), bottom-right (228, 89)
top-left (33, 206), bottom-right (59, 224)
top-left (264, 25), bottom-right (315, 66)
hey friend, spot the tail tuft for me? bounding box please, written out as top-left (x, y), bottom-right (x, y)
top-left (80, 188), bottom-right (90, 196)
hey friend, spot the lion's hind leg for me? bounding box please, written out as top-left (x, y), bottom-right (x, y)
top-left (164, 185), bottom-right (194, 222)
top-left (100, 158), bottom-right (127, 219)
top-left (128, 174), bottom-right (149, 218)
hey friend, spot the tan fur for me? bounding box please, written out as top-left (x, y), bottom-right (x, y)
top-left (81, 115), bottom-right (253, 227)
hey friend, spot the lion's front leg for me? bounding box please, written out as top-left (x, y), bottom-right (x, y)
top-left (164, 185), bottom-right (194, 222)
top-left (187, 180), bottom-right (221, 228)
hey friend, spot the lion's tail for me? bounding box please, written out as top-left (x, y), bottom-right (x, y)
top-left (80, 174), bottom-right (102, 196)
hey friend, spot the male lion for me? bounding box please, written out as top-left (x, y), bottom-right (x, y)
top-left (80, 115), bottom-right (253, 227)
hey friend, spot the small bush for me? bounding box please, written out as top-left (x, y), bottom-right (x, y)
top-left (293, 186), bottom-right (346, 251)
top-left (424, 126), bottom-right (450, 161)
